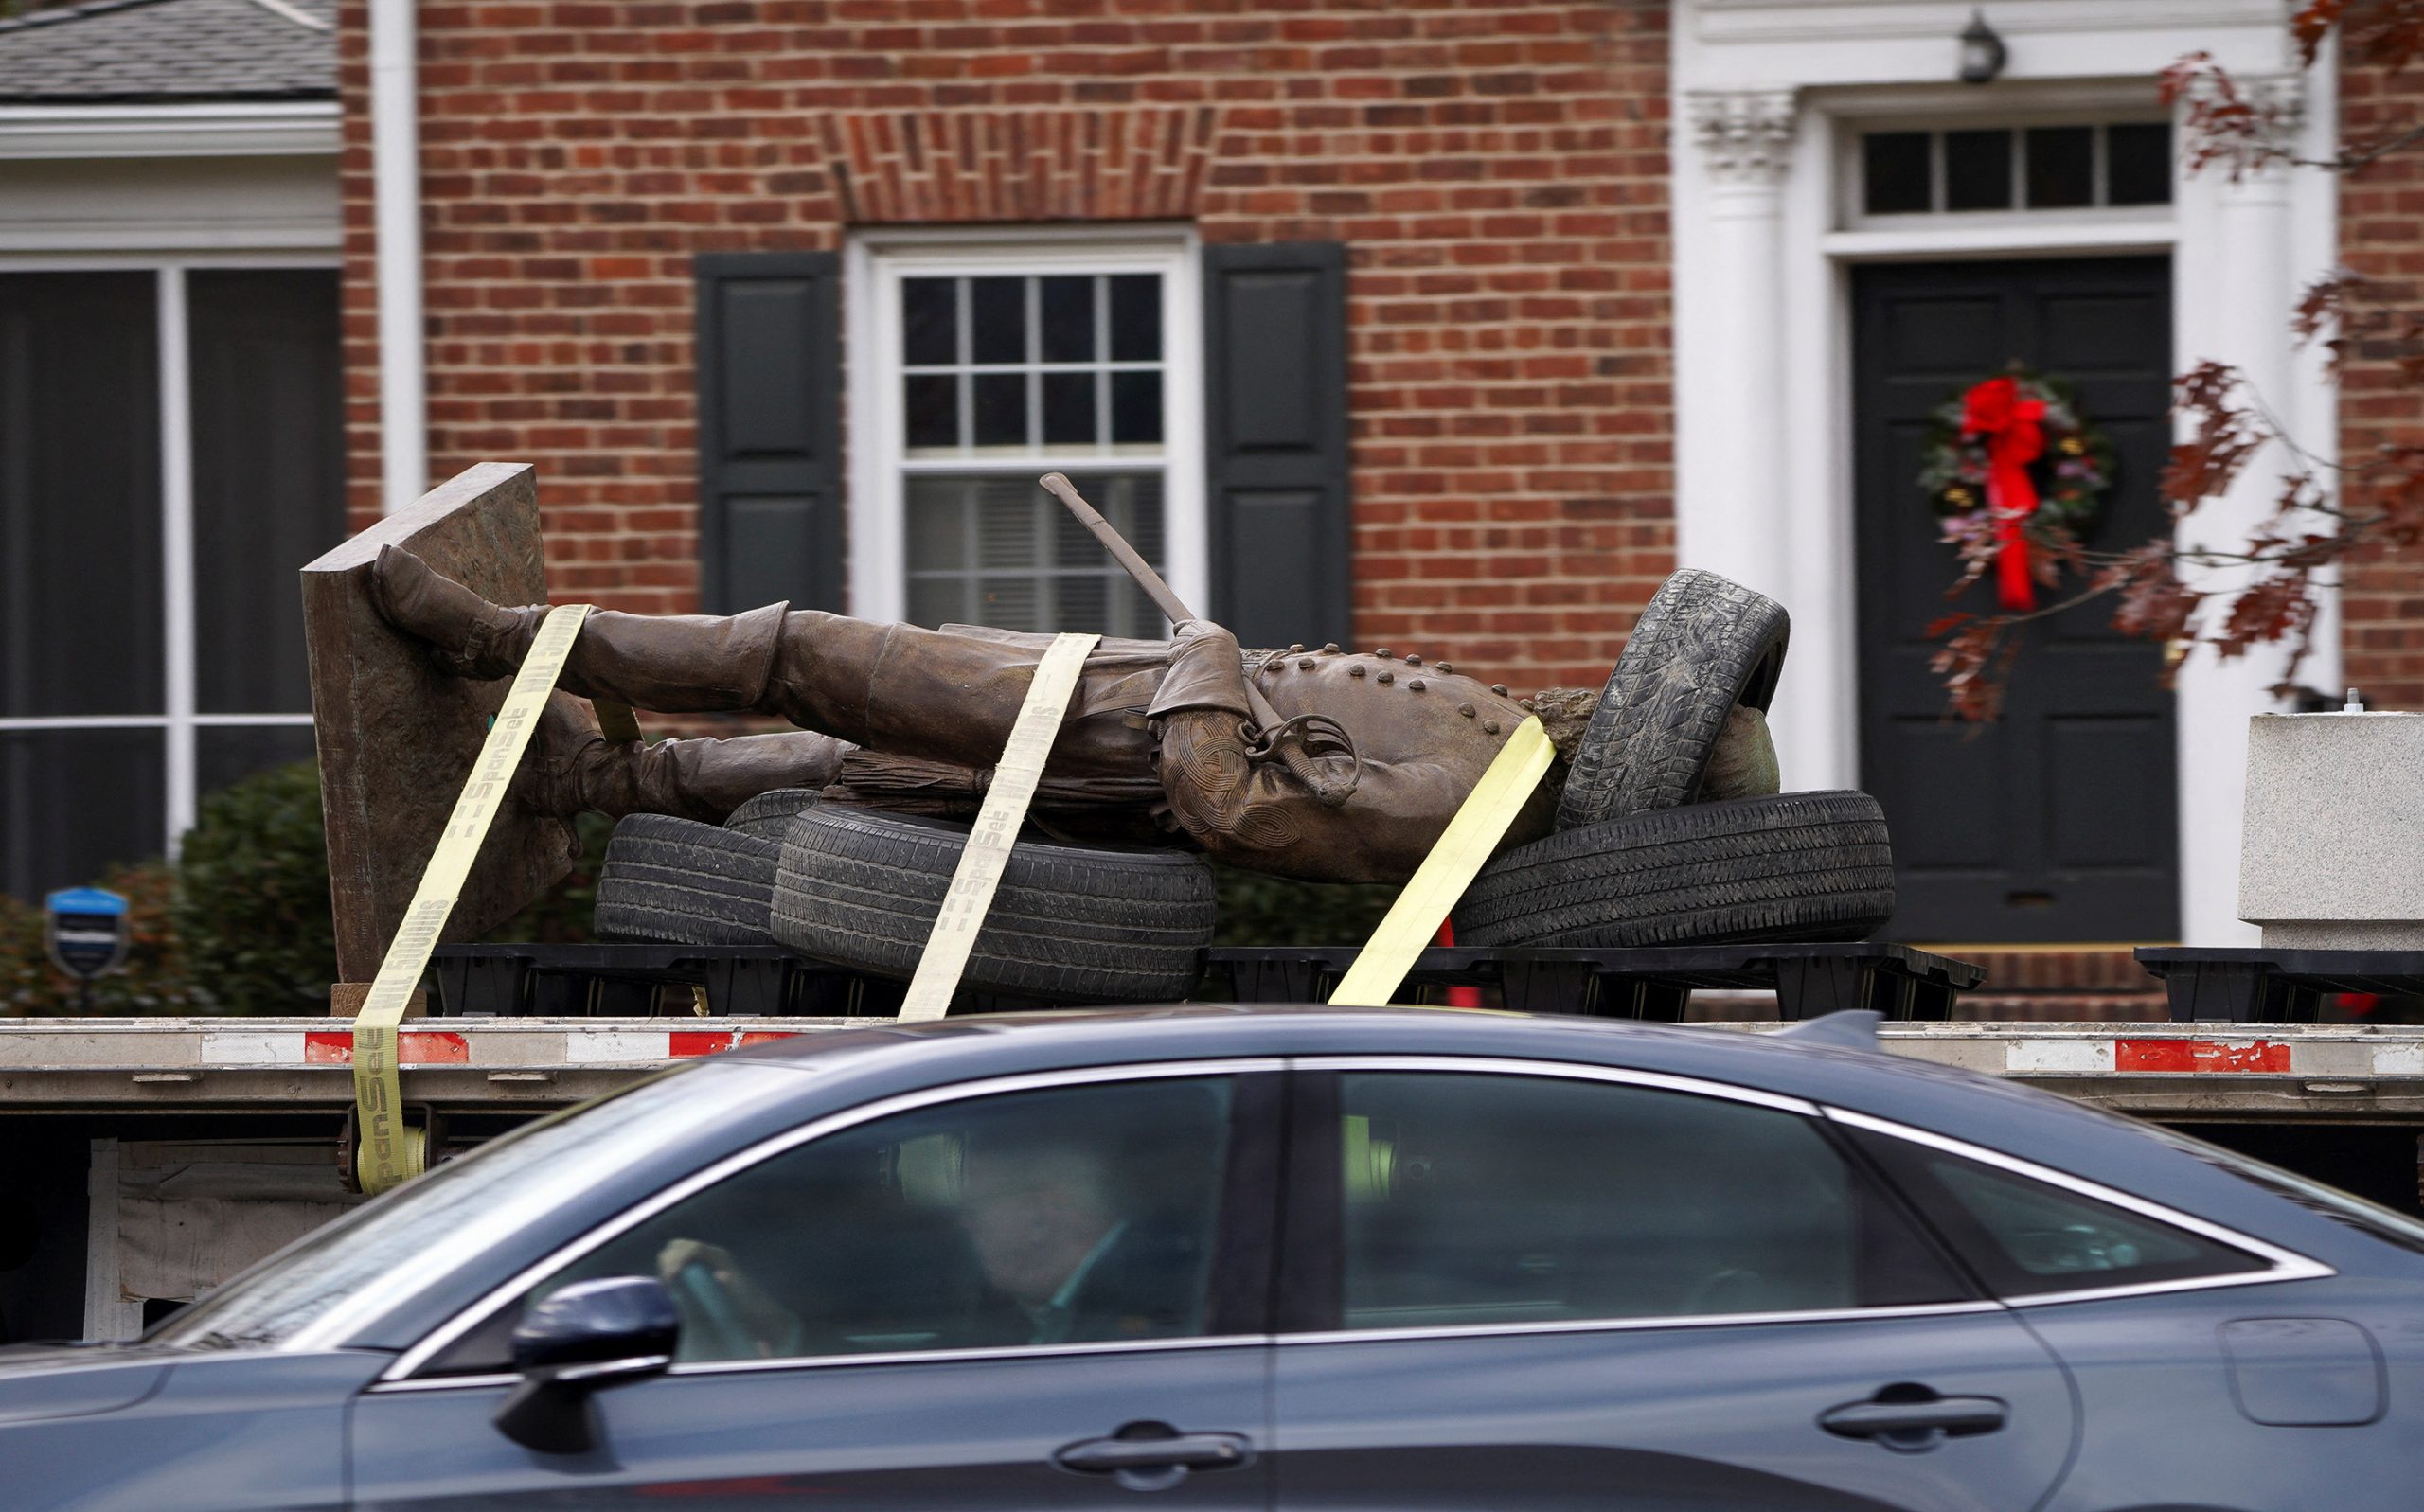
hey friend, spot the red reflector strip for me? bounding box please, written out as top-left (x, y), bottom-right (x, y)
top-left (668, 1031), bottom-right (798, 1058)
top-left (305, 1031), bottom-right (470, 1066)
top-left (2113, 1039), bottom-right (2290, 1074)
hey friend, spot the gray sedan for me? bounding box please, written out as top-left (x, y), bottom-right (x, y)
top-left (5, 1005), bottom-right (2420, 1510)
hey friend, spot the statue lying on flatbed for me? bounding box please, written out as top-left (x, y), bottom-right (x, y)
top-left (369, 547), bottom-right (1631, 883)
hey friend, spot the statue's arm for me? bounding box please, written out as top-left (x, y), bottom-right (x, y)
top-left (1145, 621), bottom-right (1493, 881)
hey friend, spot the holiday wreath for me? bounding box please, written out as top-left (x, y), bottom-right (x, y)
top-left (1918, 370), bottom-right (2114, 611)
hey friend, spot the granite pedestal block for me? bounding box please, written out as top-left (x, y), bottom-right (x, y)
top-left (2239, 711), bottom-right (2424, 949)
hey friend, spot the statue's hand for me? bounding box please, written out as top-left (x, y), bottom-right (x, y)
top-left (1167, 618), bottom-right (1236, 652)
top-left (1150, 622), bottom-right (1253, 720)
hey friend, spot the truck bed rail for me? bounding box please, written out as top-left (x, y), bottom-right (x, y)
top-left (6, 1016), bottom-right (2422, 1120)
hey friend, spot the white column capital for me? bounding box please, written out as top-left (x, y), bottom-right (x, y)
top-left (1686, 89), bottom-right (1798, 187)
top-left (2182, 69), bottom-right (2306, 179)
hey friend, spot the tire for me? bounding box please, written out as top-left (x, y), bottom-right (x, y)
top-left (593, 814), bottom-right (779, 945)
top-left (771, 807), bottom-right (1216, 1004)
top-left (1555, 568), bottom-right (1790, 830)
top-left (724, 788), bottom-right (821, 841)
top-left (1454, 791), bottom-right (1895, 948)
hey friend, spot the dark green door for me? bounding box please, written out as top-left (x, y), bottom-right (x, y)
top-left (1853, 257), bottom-right (2177, 943)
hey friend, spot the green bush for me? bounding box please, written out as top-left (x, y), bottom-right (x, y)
top-left (1211, 863), bottom-right (1399, 947)
top-left (173, 761), bottom-right (613, 1008)
top-left (174, 760), bottom-right (340, 1013)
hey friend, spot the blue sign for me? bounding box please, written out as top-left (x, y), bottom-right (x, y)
top-left (45, 886), bottom-right (130, 981)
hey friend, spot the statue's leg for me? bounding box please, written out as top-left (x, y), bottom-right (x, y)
top-left (762, 613), bottom-right (1164, 777)
top-left (372, 544), bottom-right (1159, 774)
top-left (514, 698), bottom-right (854, 825)
top-left (373, 543), bottom-right (788, 712)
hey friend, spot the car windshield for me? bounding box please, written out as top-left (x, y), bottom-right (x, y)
top-left (150, 1061), bottom-right (809, 1352)
top-left (2147, 1121), bottom-right (2424, 1256)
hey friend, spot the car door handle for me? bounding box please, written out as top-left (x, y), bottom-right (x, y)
top-left (1055, 1430), bottom-right (1250, 1473)
top-left (1820, 1394), bottom-right (2007, 1441)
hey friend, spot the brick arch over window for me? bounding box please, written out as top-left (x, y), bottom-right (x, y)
top-left (815, 108), bottom-right (1219, 223)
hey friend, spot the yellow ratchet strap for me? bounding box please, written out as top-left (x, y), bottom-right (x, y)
top-left (898, 631), bottom-right (1100, 1023)
top-left (1328, 715), bottom-right (1553, 1007)
top-left (350, 602), bottom-right (595, 1195)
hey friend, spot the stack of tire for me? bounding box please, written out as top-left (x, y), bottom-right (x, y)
top-left (591, 791), bottom-right (1217, 1005)
top-left (1451, 568), bottom-right (1898, 948)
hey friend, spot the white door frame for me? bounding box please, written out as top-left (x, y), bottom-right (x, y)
top-left (1672, 4), bottom-right (2338, 945)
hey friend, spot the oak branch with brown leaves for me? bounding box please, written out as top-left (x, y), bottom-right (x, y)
top-left (1932, 0), bottom-right (2424, 720)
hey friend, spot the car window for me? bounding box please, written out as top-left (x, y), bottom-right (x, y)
top-left (2143, 1122), bottom-right (2424, 1257)
top-left (1847, 1128), bottom-right (2272, 1297)
top-left (151, 1062), bottom-right (808, 1352)
top-left (1326, 1072), bottom-right (1971, 1332)
top-left (474, 1076), bottom-right (1238, 1368)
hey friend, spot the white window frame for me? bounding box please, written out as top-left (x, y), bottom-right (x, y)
top-left (1837, 111), bottom-right (2177, 233)
top-left (844, 224), bottom-right (1206, 630)
top-left (0, 251), bottom-right (338, 860)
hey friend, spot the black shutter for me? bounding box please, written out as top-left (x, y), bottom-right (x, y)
top-left (1203, 242), bottom-right (1350, 649)
top-left (695, 251), bottom-right (843, 613)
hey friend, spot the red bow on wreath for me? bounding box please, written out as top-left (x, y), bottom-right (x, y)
top-left (1960, 375), bottom-right (2046, 611)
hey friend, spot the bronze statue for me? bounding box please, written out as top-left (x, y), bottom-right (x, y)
top-left (368, 545), bottom-right (1586, 883)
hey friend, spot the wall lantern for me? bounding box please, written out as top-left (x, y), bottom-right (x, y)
top-left (1958, 9), bottom-right (2007, 83)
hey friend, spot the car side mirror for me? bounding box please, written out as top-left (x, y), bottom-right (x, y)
top-left (493, 1276), bottom-right (679, 1454)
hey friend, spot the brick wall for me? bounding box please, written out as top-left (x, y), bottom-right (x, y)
top-left (2338, 49), bottom-right (2424, 710)
top-left (335, 0), bottom-right (1674, 694)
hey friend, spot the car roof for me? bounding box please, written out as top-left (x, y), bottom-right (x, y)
top-left (728, 1003), bottom-right (2053, 1136)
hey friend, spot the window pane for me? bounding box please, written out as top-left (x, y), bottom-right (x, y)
top-left (3, 727), bottom-right (163, 901)
top-left (1862, 132), bottom-right (1933, 215)
top-left (901, 277), bottom-right (957, 366)
top-left (0, 272), bottom-right (163, 718)
top-left (2106, 122), bottom-right (2172, 205)
top-left (197, 725), bottom-right (316, 799)
top-left (1944, 129), bottom-right (2013, 211)
top-left (1109, 274), bottom-right (1161, 361)
top-left (1111, 370), bottom-right (1163, 446)
top-left (1852, 1130), bottom-right (2271, 1298)
top-left (1042, 371), bottom-right (1098, 446)
top-left (904, 374), bottom-right (959, 450)
top-left (524, 1077), bottom-right (1233, 1362)
top-left (908, 472), bottom-right (1167, 637)
top-left (906, 484), bottom-right (969, 573)
top-left (1334, 1074), bottom-right (1970, 1331)
top-left (972, 373), bottom-right (1028, 447)
top-left (189, 270), bottom-right (345, 716)
top-left (906, 575), bottom-right (971, 631)
top-left (1039, 275), bottom-right (1096, 364)
top-left (970, 276), bottom-right (1025, 365)
top-left (975, 477), bottom-right (1040, 572)
top-left (2025, 126), bottom-right (2095, 208)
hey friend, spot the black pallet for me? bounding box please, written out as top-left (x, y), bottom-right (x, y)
top-left (431, 941), bottom-right (1983, 1022)
top-left (1203, 943), bottom-right (1982, 1022)
top-left (2135, 946), bottom-right (2424, 1023)
top-left (432, 945), bottom-right (906, 1019)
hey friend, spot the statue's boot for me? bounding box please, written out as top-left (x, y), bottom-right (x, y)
top-left (510, 692), bottom-right (855, 825)
top-left (371, 543), bottom-right (788, 713)
top-left (369, 544), bottom-right (1160, 776)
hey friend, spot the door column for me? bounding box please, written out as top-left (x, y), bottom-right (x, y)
top-left (2177, 76), bottom-right (2301, 946)
top-left (1679, 90), bottom-right (1798, 602)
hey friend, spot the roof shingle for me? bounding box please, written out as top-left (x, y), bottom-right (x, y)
top-left (0, 0), bottom-right (334, 104)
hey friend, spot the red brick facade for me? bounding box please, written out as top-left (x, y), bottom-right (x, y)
top-left (2336, 53), bottom-right (2424, 711)
top-left (336, 0), bottom-right (1675, 696)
